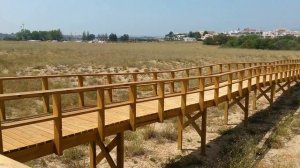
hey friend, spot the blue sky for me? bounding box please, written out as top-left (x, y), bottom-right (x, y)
top-left (1, 0), bottom-right (300, 36)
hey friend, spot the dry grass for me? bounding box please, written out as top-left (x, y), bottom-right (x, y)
top-left (1, 41), bottom-right (300, 76)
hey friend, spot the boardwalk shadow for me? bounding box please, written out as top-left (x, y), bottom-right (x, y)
top-left (164, 84), bottom-right (300, 168)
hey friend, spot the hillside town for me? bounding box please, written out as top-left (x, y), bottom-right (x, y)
top-left (165, 28), bottom-right (300, 42)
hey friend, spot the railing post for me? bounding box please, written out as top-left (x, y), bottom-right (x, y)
top-left (152, 72), bottom-right (158, 96)
top-left (227, 64), bottom-right (231, 72)
top-left (158, 81), bottom-right (165, 122)
top-left (129, 84), bottom-right (137, 131)
top-left (178, 79), bottom-right (187, 150)
top-left (199, 78), bottom-right (205, 112)
top-left (197, 68), bottom-right (202, 87)
top-left (185, 69), bottom-right (189, 89)
top-left (97, 88), bottom-right (105, 141)
top-left (77, 75), bottom-right (85, 107)
top-left (263, 66), bottom-right (267, 87)
top-left (219, 64), bottom-right (223, 73)
top-left (227, 73), bottom-right (232, 100)
top-left (209, 66), bottom-right (213, 84)
top-left (52, 93), bottom-right (63, 155)
top-left (107, 74), bottom-right (113, 103)
top-left (214, 76), bottom-right (220, 105)
top-left (248, 69), bottom-right (252, 92)
top-left (170, 72), bottom-right (175, 93)
top-left (41, 77), bottom-right (50, 113)
top-left (238, 71), bottom-right (244, 97)
top-left (288, 64), bottom-right (291, 89)
top-left (0, 79), bottom-right (5, 121)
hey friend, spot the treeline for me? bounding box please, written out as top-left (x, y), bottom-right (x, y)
top-left (82, 32), bottom-right (130, 42)
top-left (12, 29), bottom-right (63, 41)
top-left (203, 34), bottom-right (300, 50)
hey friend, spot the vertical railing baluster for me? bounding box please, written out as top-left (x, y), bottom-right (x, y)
top-left (214, 76), bottom-right (220, 105)
top-left (152, 72), bottom-right (158, 96)
top-left (41, 77), bottom-right (50, 113)
top-left (238, 71), bottom-right (244, 97)
top-left (170, 72), bottom-right (175, 93)
top-left (77, 75), bottom-right (85, 107)
top-left (0, 79), bottom-right (5, 121)
top-left (199, 77), bottom-right (205, 112)
top-left (107, 74), bottom-right (113, 103)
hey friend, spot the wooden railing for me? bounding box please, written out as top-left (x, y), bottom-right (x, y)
top-left (0, 62), bottom-right (299, 154)
top-left (0, 59), bottom-right (299, 121)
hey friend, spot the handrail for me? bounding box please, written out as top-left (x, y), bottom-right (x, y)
top-left (0, 64), bottom-right (297, 101)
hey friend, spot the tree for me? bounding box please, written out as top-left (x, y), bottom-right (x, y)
top-left (109, 33), bottom-right (118, 41)
top-left (203, 31), bottom-right (209, 36)
top-left (165, 31), bottom-right (175, 41)
top-left (188, 31), bottom-right (201, 40)
top-left (31, 31), bottom-right (41, 40)
top-left (120, 34), bottom-right (129, 41)
top-left (188, 31), bottom-right (194, 38)
top-left (82, 31), bottom-right (87, 41)
top-left (97, 34), bottom-right (108, 41)
top-left (87, 34), bottom-right (96, 41)
top-left (16, 29), bottom-right (31, 40)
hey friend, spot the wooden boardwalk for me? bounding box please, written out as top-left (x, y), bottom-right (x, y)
top-left (0, 60), bottom-right (299, 167)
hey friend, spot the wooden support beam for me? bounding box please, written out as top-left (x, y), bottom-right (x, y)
top-left (252, 89), bottom-right (257, 110)
top-left (244, 92), bottom-right (249, 127)
top-left (178, 79), bottom-right (187, 150)
top-left (158, 81), bottom-right (165, 122)
top-left (96, 137), bottom-right (117, 164)
top-left (184, 113), bottom-right (202, 136)
top-left (41, 77), bottom-right (50, 113)
top-left (97, 139), bottom-right (116, 168)
top-left (52, 94), bottom-right (63, 155)
top-left (224, 101), bottom-right (229, 125)
top-left (129, 84), bottom-right (137, 131)
top-left (116, 132), bottom-right (124, 168)
top-left (77, 75), bottom-right (85, 107)
top-left (0, 79), bottom-right (5, 121)
top-left (107, 74), bottom-right (113, 103)
top-left (201, 108), bottom-right (207, 155)
top-left (89, 141), bottom-right (96, 168)
top-left (0, 121), bottom-right (3, 154)
top-left (97, 88), bottom-right (105, 141)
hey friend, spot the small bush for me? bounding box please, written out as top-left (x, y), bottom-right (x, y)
top-left (126, 139), bottom-right (146, 157)
top-left (142, 125), bottom-right (157, 140)
top-left (63, 147), bottom-right (85, 161)
top-left (159, 124), bottom-right (177, 141)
